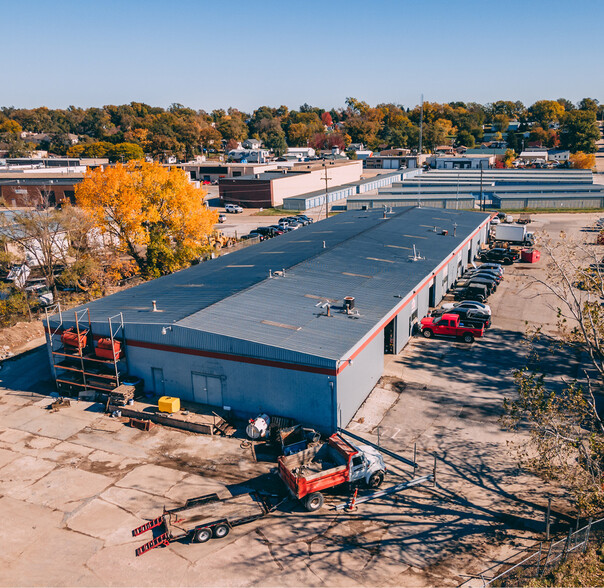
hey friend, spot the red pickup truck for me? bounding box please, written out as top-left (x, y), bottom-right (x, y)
top-left (420, 313), bottom-right (484, 343)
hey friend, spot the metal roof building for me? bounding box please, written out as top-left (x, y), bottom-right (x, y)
top-left (348, 169), bottom-right (603, 211)
top-left (45, 207), bottom-right (490, 432)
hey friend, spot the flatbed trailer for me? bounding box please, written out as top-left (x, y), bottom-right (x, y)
top-left (132, 491), bottom-right (276, 556)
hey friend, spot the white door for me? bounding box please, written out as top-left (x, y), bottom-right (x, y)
top-left (191, 373), bottom-right (223, 407)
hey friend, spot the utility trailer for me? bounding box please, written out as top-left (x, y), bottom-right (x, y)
top-left (132, 492), bottom-right (277, 556)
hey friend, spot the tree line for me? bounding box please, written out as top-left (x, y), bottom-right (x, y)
top-left (0, 97), bottom-right (601, 160)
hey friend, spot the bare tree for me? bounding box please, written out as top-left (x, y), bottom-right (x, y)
top-left (0, 188), bottom-right (69, 294)
top-left (502, 231), bottom-right (604, 513)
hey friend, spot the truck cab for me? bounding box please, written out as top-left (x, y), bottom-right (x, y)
top-left (349, 444), bottom-right (386, 486)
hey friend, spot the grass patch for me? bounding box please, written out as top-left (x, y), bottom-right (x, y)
top-left (253, 208), bottom-right (300, 216)
top-left (524, 543), bottom-right (604, 587)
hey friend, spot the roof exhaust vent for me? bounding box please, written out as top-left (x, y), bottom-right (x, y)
top-left (152, 300), bottom-right (158, 312)
top-left (408, 245), bottom-right (425, 262)
top-left (343, 296), bottom-right (355, 313)
top-left (322, 241), bottom-right (326, 248)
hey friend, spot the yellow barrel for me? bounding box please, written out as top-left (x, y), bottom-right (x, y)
top-left (158, 396), bottom-right (180, 413)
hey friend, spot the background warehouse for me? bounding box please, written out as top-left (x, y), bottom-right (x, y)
top-left (45, 207), bottom-right (491, 432)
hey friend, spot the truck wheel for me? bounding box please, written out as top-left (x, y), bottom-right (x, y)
top-left (367, 471), bottom-right (384, 489)
top-left (422, 329), bottom-right (433, 338)
top-left (194, 527), bottom-right (212, 543)
top-left (303, 492), bottom-right (324, 512)
top-left (213, 524), bottom-right (230, 539)
top-left (462, 333), bottom-right (475, 343)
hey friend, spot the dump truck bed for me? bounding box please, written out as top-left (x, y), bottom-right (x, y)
top-left (278, 434), bottom-right (357, 499)
top-left (164, 492), bottom-right (268, 540)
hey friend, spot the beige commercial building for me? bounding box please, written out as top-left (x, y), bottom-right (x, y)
top-left (219, 160), bottom-right (363, 208)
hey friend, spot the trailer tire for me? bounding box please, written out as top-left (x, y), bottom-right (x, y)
top-left (367, 471), bottom-right (385, 489)
top-left (462, 333), bottom-right (475, 343)
top-left (194, 527), bottom-right (212, 543)
top-left (213, 524), bottom-right (230, 539)
top-left (422, 329), bottom-right (433, 338)
top-left (303, 492), bottom-right (324, 512)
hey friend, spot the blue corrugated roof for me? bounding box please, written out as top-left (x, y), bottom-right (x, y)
top-left (50, 207), bottom-right (489, 359)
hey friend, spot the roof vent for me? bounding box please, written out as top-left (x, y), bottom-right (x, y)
top-left (408, 245), bottom-right (425, 262)
top-left (152, 300), bottom-right (158, 312)
top-left (343, 296), bottom-right (355, 312)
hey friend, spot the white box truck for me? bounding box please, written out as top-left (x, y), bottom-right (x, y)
top-left (494, 224), bottom-right (535, 246)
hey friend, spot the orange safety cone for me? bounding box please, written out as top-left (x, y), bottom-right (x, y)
top-left (347, 488), bottom-right (358, 511)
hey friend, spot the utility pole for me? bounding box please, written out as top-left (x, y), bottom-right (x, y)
top-left (418, 94), bottom-right (424, 168)
top-left (322, 159), bottom-right (331, 220)
top-left (479, 160), bottom-right (484, 211)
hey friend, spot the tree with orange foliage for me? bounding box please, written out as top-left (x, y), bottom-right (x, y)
top-left (570, 152), bottom-right (596, 169)
top-left (76, 161), bottom-right (217, 278)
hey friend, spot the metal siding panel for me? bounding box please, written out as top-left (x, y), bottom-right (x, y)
top-left (336, 335), bottom-right (383, 428)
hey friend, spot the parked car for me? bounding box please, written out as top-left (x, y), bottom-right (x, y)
top-left (459, 276), bottom-right (497, 295)
top-left (225, 203), bottom-right (243, 213)
top-left (278, 220), bottom-right (300, 230)
top-left (490, 217), bottom-right (501, 225)
top-left (295, 215), bottom-right (313, 225)
top-left (268, 225), bottom-right (285, 235)
top-left (430, 307), bottom-right (491, 328)
top-left (462, 269), bottom-right (503, 284)
top-left (478, 248), bottom-right (520, 265)
top-left (218, 213), bottom-right (227, 223)
top-left (477, 262), bottom-right (504, 275)
top-left (420, 313), bottom-right (485, 343)
top-left (453, 284), bottom-right (489, 303)
top-left (255, 226), bottom-right (281, 238)
top-left (241, 232), bottom-right (265, 241)
top-left (441, 300), bottom-right (492, 315)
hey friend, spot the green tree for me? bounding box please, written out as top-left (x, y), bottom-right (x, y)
top-left (578, 98), bottom-right (599, 114)
top-left (217, 117), bottom-right (248, 142)
top-left (263, 128), bottom-right (287, 156)
top-left (506, 130), bottom-right (520, 152)
top-left (108, 142), bottom-right (145, 162)
top-left (559, 110), bottom-right (600, 153)
top-left (456, 130), bottom-right (475, 148)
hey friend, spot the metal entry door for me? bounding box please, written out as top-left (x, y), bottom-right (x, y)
top-left (151, 368), bottom-right (165, 395)
top-left (191, 373), bottom-right (223, 407)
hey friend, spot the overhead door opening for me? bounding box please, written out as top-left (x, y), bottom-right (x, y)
top-left (384, 318), bottom-right (395, 354)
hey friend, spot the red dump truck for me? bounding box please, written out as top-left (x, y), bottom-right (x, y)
top-left (420, 313), bottom-right (484, 343)
top-left (278, 433), bottom-right (386, 511)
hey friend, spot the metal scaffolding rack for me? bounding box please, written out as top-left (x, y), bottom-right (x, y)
top-left (44, 303), bottom-right (127, 395)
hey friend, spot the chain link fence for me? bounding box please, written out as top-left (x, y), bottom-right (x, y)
top-left (482, 517), bottom-right (604, 586)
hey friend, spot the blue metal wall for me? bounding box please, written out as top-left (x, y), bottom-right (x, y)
top-left (125, 345), bottom-right (336, 432)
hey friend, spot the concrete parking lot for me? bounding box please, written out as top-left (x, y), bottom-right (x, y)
top-left (0, 212), bottom-right (600, 586)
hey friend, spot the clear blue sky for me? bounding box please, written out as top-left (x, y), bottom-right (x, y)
top-left (3, 0), bottom-right (603, 112)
